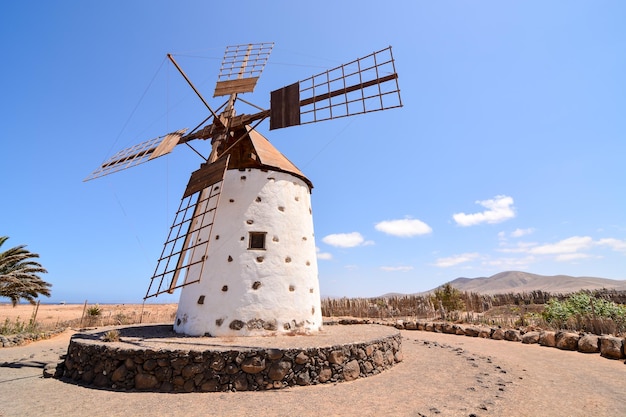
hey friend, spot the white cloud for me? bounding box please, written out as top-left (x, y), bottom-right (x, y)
top-left (555, 253), bottom-right (592, 262)
top-left (497, 241), bottom-right (538, 253)
top-left (453, 195), bottom-right (516, 227)
top-left (434, 253), bottom-right (480, 268)
top-left (484, 256), bottom-right (535, 269)
top-left (375, 218), bottom-right (432, 237)
top-left (529, 236), bottom-right (593, 255)
top-left (316, 247), bottom-right (332, 260)
top-left (322, 232), bottom-right (371, 248)
top-left (380, 266), bottom-right (414, 272)
top-left (511, 228), bottom-right (535, 238)
top-left (595, 238), bottom-right (626, 253)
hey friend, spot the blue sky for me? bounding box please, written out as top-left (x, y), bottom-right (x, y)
top-left (1, 1), bottom-right (624, 304)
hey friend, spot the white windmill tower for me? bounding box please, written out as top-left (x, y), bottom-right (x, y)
top-left (85, 43), bottom-right (401, 336)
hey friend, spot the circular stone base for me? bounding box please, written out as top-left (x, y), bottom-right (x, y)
top-left (59, 323), bottom-right (402, 392)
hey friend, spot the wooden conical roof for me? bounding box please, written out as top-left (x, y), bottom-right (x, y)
top-left (223, 125), bottom-right (313, 190)
top-left (184, 126), bottom-right (313, 198)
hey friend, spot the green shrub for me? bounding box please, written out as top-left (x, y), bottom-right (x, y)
top-left (430, 283), bottom-right (465, 321)
top-left (86, 304), bottom-right (102, 317)
top-left (0, 316), bottom-right (38, 335)
top-left (542, 291), bottom-right (626, 334)
top-left (102, 329), bottom-right (120, 342)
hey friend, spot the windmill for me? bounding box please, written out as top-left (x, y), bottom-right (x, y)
top-left (85, 43), bottom-right (401, 336)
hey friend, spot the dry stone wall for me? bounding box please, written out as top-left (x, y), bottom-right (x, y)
top-left (58, 327), bottom-right (402, 392)
top-left (362, 318), bottom-right (625, 362)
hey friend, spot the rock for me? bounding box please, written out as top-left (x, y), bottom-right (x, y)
top-left (578, 334), bottom-right (600, 353)
top-left (154, 366), bottom-right (171, 381)
top-left (404, 321), bottom-right (417, 330)
top-left (521, 331), bottom-right (541, 344)
top-left (143, 359), bottom-right (158, 371)
top-left (295, 352), bottom-right (309, 365)
top-left (268, 360), bottom-right (291, 381)
top-left (183, 379), bottom-right (195, 392)
top-left (81, 369), bottom-right (95, 383)
top-left (93, 373), bottom-right (109, 387)
top-left (266, 349), bottom-right (283, 360)
top-left (124, 358), bottom-right (135, 370)
top-left (159, 381), bottom-right (173, 392)
top-left (210, 355), bottom-right (225, 371)
top-left (556, 332), bottom-right (580, 351)
top-left (372, 350), bottom-right (385, 367)
top-left (135, 373), bottom-right (159, 390)
top-left (539, 331), bottom-right (556, 347)
top-left (600, 336), bottom-right (625, 360)
top-left (170, 357), bottom-right (189, 370)
top-left (504, 329), bottom-right (521, 342)
top-left (296, 370), bottom-right (311, 386)
top-left (328, 350), bottom-right (345, 364)
top-left (492, 328), bottom-right (505, 340)
top-left (443, 323), bottom-right (455, 334)
top-left (343, 360), bottom-right (360, 381)
top-left (318, 367), bottom-right (332, 383)
top-left (241, 356), bottom-right (266, 374)
top-left (172, 375), bottom-right (185, 387)
top-left (42, 363), bottom-right (57, 378)
top-left (464, 327), bottom-right (479, 337)
top-left (225, 363), bottom-right (239, 374)
top-left (111, 365), bottom-right (127, 382)
top-left (478, 328), bottom-right (492, 338)
top-left (182, 363), bottom-right (203, 378)
top-left (384, 349), bottom-right (395, 366)
top-left (234, 374), bottom-right (249, 391)
top-left (356, 348), bottom-right (367, 360)
top-left (200, 379), bottom-right (219, 392)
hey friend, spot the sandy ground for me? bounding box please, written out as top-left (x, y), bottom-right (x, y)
top-left (0, 303), bottom-right (178, 329)
top-left (1, 321), bottom-right (625, 417)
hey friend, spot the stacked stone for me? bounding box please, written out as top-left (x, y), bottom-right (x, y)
top-left (58, 333), bottom-right (402, 392)
top-left (393, 319), bottom-right (626, 361)
top-left (1, 329), bottom-right (65, 347)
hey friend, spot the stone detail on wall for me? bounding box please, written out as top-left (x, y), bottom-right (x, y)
top-left (57, 326), bottom-right (402, 392)
top-left (341, 318), bottom-right (626, 363)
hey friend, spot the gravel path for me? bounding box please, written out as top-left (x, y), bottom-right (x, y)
top-left (1, 328), bottom-right (625, 417)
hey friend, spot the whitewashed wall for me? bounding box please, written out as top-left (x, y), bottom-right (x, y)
top-left (174, 167), bottom-right (322, 336)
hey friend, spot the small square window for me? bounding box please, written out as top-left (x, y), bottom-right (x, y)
top-left (248, 232), bottom-right (266, 250)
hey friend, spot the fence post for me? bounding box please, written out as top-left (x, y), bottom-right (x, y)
top-left (79, 300), bottom-right (88, 328)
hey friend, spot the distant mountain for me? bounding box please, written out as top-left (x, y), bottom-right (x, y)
top-left (439, 271), bottom-right (626, 295)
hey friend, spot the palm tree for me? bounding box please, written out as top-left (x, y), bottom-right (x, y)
top-left (0, 236), bottom-right (51, 306)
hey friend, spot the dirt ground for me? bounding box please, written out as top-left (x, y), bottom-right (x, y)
top-left (1, 307), bottom-right (625, 417)
top-left (0, 303), bottom-right (178, 329)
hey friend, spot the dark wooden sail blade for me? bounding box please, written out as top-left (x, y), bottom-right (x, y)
top-left (269, 46), bottom-right (402, 130)
top-left (144, 155), bottom-right (230, 299)
top-left (83, 129), bottom-right (187, 181)
top-left (183, 156), bottom-right (229, 198)
top-left (213, 42), bottom-right (274, 97)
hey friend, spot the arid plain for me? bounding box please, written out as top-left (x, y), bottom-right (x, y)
top-left (1, 302), bottom-right (625, 416)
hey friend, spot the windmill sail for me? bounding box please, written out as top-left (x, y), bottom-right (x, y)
top-left (145, 155), bottom-right (229, 298)
top-left (84, 129), bottom-right (188, 181)
top-left (213, 42), bottom-right (274, 97)
top-left (270, 46), bottom-right (401, 129)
